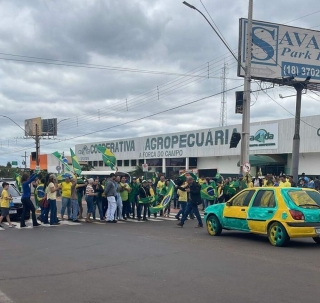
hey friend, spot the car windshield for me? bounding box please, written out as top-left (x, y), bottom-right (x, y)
top-left (0, 185), bottom-right (21, 198)
top-left (288, 190), bottom-right (320, 208)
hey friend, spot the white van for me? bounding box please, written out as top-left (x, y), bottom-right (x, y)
top-left (80, 171), bottom-right (131, 182)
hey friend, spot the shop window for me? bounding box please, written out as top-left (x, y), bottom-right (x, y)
top-left (189, 157), bottom-right (197, 167)
top-left (131, 160), bottom-right (137, 167)
top-left (146, 159), bottom-right (162, 166)
top-left (166, 158), bottom-right (186, 167)
top-left (99, 161), bottom-right (104, 167)
top-left (117, 160), bottom-right (123, 167)
top-left (93, 161), bottom-right (98, 167)
top-left (124, 160), bottom-right (129, 167)
top-left (88, 161), bottom-right (93, 166)
top-left (139, 159), bottom-right (144, 166)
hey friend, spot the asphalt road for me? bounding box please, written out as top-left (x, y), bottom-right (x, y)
top-left (0, 212), bottom-right (320, 303)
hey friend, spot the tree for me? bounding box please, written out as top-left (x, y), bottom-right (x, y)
top-left (128, 166), bottom-right (144, 178)
top-left (6, 162), bottom-right (12, 168)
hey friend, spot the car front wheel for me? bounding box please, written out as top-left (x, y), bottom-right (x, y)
top-left (206, 215), bottom-right (222, 236)
top-left (313, 237), bottom-right (320, 244)
top-left (268, 222), bottom-right (290, 247)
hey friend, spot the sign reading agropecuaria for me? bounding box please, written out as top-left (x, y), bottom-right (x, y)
top-left (76, 123), bottom-right (278, 161)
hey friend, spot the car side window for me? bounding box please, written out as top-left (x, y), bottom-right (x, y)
top-left (232, 191), bottom-right (255, 207)
top-left (252, 190), bottom-right (276, 208)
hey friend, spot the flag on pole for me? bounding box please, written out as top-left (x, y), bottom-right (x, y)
top-left (14, 173), bottom-right (22, 192)
top-left (96, 145), bottom-right (116, 170)
top-left (149, 180), bottom-right (175, 214)
top-left (52, 151), bottom-right (72, 171)
top-left (70, 148), bottom-right (82, 176)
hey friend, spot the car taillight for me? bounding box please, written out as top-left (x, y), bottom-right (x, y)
top-left (289, 210), bottom-right (305, 220)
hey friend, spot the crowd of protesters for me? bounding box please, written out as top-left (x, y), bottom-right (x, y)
top-left (1, 170), bottom-right (318, 229)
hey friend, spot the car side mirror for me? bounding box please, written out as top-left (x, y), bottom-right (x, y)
top-left (226, 201), bottom-right (232, 207)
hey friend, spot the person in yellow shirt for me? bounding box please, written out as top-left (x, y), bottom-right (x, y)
top-left (59, 176), bottom-right (72, 220)
top-left (0, 182), bottom-right (15, 228)
top-left (175, 182), bottom-right (188, 220)
top-left (279, 176), bottom-right (291, 187)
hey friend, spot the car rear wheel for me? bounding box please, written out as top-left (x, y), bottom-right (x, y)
top-left (312, 237), bottom-right (320, 244)
top-left (206, 215), bottom-right (222, 236)
top-left (268, 222), bottom-right (290, 247)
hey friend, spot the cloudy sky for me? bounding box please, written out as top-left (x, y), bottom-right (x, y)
top-left (0, 0), bottom-right (320, 166)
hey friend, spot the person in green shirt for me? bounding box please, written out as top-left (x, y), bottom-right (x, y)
top-left (120, 176), bottom-right (131, 220)
top-left (129, 177), bottom-right (140, 219)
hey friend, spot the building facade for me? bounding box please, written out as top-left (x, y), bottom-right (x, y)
top-left (75, 115), bottom-right (320, 178)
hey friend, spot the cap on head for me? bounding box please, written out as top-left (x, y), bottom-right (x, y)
top-left (142, 180), bottom-right (147, 183)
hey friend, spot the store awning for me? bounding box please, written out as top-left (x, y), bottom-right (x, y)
top-left (237, 155), bottom-right (286, 167)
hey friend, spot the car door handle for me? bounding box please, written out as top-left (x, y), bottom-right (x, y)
top-left (267, 210), bottom-right (274, 213)
top-left (241, 209), bottom-right (246, 212)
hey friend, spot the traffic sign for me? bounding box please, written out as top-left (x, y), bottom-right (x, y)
top-left (11, 161), bottom-right (18, 166)
top-left (242, 162), bottom-right (251, 173)
top-left (142, 164), bottom-right (148, 172)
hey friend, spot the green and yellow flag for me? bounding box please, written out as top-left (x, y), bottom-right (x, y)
top-left (200, 184), bottom-right (216, 201)
top-left (14, 173), bottom-right (22, 192)
top-left (179, 172), bottom-right (198, 182)
top-left (149, 180), bottom-right (175, 214)
top-left (70, 148), bottom-right (82, 176)
top-left (138, 195), bottom-right (159, 204)
top-left (96, 145), bottom-right (116, 170)
top-left (52, 151), bottom-right (72, 172)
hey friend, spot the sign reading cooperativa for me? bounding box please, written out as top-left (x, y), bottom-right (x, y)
top-left (75, 123), bottom-right (279, 161)
top-left (238, 19), bottom-right (320, 84)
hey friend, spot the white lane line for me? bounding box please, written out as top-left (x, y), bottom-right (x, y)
top-left (0, 290), bottom-right (15, 303)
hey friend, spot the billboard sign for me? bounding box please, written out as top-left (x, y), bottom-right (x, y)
top-left (42, 118), bottom-right (58, 136)
top-left (238, 19), bottom-right (320, 84)
top-left (24, 117), bottom-right (42, 136)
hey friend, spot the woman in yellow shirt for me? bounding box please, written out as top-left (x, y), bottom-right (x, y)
top-left (174, 182), bottom-right (188, 220)
top-left (0, 182), bottom-right (15, 228)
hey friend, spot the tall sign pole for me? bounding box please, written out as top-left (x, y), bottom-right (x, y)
top-left (291, 83), bottom-right (305, 182)
top-left (240, 0), bottom-right (253, 170)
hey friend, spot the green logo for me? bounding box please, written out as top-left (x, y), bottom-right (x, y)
top-left (250, 129), bottom-right (275, 147)
top-left (250, 129), bottom-right (274, 143)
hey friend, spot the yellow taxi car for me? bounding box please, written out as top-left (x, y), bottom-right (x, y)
top-left (204, 187), bottom-right (320, 247)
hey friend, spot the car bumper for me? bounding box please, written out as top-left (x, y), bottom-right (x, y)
top-left (285, 222), bottom-right (320, 238)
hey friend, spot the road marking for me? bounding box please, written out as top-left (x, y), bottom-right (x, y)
top-left (0, 290), bottom-right (15, 303)
top-left (126, 219), bottom-right (145, 223)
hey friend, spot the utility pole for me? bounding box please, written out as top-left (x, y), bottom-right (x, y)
top-left (62, 151), bottom-right (65, 173)
top-left (35, 124), bottom-right (40, 169)
top-left (291, 82), bottom-right (305, 183)
top-left (220, 61), bottom-right (228, 127)
top-left (240, 0), bottom-right (253, 170)
top-left (21, 151), bottom-right (27, 169)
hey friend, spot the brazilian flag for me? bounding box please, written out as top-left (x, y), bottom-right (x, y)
top-left (96, 145), bottom-right (116, 170)
top-left (179, 172), bottom-right (198, 182)
top-left (138, 195), bottom-right (159, 204)
top-left (149, 181), bottom-right (174, 214)
top-left (201, 184), bottom-right (216, 201)
top-left (70, 148), bottom-right (82, 175)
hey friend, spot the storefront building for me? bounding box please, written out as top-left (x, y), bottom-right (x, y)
top-left (75, 115), bottom-right (320, 179)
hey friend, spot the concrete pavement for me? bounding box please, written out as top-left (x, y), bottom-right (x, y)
top-left (0, 215), bottom-right (319, 303)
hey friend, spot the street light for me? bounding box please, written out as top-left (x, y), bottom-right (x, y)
top-left (182, 1), bottom-right (253, 171)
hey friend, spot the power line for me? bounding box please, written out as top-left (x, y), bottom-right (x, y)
top-left (0, 84), bottom-right (244, 156)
